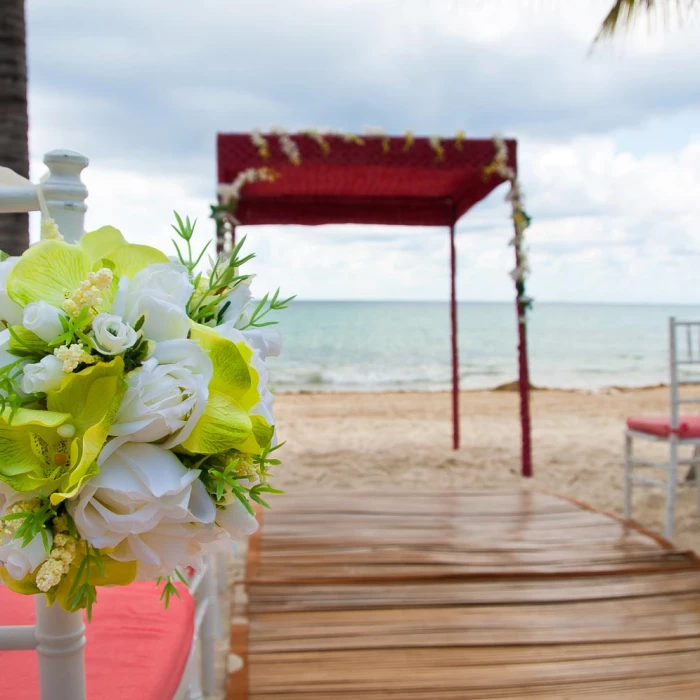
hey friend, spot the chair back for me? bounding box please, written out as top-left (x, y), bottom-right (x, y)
top-left (669, 316), bottom-right (700, 430)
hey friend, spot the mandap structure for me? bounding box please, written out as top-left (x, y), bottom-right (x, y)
top-left (215, 130), bottom-right (534, 477)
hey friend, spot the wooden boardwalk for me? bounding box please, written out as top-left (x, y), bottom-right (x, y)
top-left (228, 490), bottom-right (700, 699)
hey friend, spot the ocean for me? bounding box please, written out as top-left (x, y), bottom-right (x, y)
top-left (268, 301), bottom-right (700, 393)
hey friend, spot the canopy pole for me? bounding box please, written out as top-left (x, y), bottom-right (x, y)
top-left (450, 222), bottom-right (460, 450)
top-left (513, 226), bottom-right (532, 478)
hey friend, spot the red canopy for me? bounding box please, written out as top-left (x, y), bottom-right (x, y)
top-left (216, 132), bottom-right (532, 477)
top-left (217, 134), bottom-right (517, 227)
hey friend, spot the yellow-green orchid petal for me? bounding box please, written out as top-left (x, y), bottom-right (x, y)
top-left (0, 567), bottom-right (40, 595)
top-left (189, 323), bottom-right (260, 411)
top-left (79, 226), bottom-right (127, 265)
top-left (105, 243), bottom-right (169, 279)
top-left (0, 407), bottom-right (71, 490)
top-left (47, 358), bottom-right (126, 504)
top-left (235, 414), bottom-right (275, 455)
top-left (7, 326), bottom-right (50, 358)
top-left (6, 240), bottom-right (91, 309)
top-left (180, 390), bottom-right (252, 455)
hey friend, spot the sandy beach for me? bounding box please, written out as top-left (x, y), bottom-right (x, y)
top-left (272, 387), bottom-right (700, 552)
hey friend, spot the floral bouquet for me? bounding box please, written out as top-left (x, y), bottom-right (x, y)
top-left (0, 215), bottom-right (291, 617)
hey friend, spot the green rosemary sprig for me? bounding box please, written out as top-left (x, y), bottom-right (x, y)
top-left (68, 546), bottom-right (105, 621)
top-left (239, 289), bottom-right (295, 330)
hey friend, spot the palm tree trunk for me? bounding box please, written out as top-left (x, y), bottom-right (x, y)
top-left (0, 0), bottom-right (29, 255)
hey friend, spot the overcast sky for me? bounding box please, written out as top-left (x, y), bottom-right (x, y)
top-left (25, 0), bottom-right (700, 303)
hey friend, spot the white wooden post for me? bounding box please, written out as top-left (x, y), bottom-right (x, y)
top-left (0, 149), bottom-right (90, 700)
top-left (41, 150), bottom-right (89, 243)
top-left (34, 598), bottom-right (87, 700)
top-left (0, 148), bottom-right (89, 243)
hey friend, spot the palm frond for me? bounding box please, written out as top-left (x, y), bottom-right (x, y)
top-left (595, 0), bottom-right (696, 41)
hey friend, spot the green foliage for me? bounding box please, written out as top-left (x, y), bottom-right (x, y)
top-left (0, 498), bottom-right (58, 553)
top-left (49, 307), bottom-right (93, 349)
top-left (239, 288), bottom-right (296, 330)
top-left (68, 545), bottom-right (105, 622)
top-left (156, 569), bottom-right (189, 609)
top-left (200, 442), bottom-right (285, 515)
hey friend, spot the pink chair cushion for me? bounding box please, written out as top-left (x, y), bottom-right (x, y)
top-left (626, 415), bottom-right (700, 439)
top-left (0, 581), bottom-right (194, 699)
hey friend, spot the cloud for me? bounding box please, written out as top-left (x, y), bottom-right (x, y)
top-left (23, 0), bottom-right (700, 303)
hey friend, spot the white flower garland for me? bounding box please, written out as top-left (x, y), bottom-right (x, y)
top-left (363, 126), bottom-right (391, 153)
top-left (250, 129), bottom-right (270, 159)
top-left (485, 135), bottom-right (531, 288)
top-left (270, 126), bottom-right (301, 165)
top-left (217, 166), bottom-right (279, 230)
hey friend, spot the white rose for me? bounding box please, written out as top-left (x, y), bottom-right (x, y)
top-left (21, 355), bottom-right (65, 394)
top-left (112, 263), bottom-right (194, 341)
top-left (0, 531), bottom-right (50, 580)
top-left (68, 442), bottom-right (217, 579)
top-left (104, 339), bottom-right (212, 456)
top-left (217, 277), bottom-right (253, 327)
top-left (92, 313), bottom-right (138, 355)
top-left (0, 256), bottom-right (23, 326)
top-left (22, 301), bottom-right (67, 343)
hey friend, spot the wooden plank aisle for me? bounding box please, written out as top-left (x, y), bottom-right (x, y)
top-left (227, 490), bottom-right (700, 699)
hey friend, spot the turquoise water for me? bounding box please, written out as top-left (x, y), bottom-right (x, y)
top-left (268, 301), bottom-right (700, 392)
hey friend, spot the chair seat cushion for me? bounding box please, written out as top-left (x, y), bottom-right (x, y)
top-left (627, 415), bottom-right (700, 438)
top-left (0, 581), bottom-right (194, 700)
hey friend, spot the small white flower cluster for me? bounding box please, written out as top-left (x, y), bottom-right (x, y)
top-left (250, 129), bottom-right (270, 159)
top-left (41, 219), bottom-right (63, 241)
top-left (488, 135), bottom-right (531, 286)
top-left (62, 267), bottom-right (113, 317)
top-left (54, 343), bottom-right (96, 373)
top-left (35, 531), bottom-right (77, 592)
top-left (270, 126), bottom-right (301, 165)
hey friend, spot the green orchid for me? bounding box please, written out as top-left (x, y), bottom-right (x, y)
top-left (0, 359), bottom-right (126, 502)
top-left (5, 231), bottom-right (169, 318)
top-left (179, 324), bottom-right (272, 455)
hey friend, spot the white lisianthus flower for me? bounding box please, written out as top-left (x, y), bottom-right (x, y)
top-left (0, 256), bottom-right (23, 326)
top-left (216, 494), bottom-right (259, 539)
top-left (21, 355), bottom-right (65, 394)
top-left (112, 263), bottom-right (194, 342)
top-left (22, 301), bottom-right (67, 343)
top-left (217, 277), bottom-right (253, 327)
top-left (92, 313), bottom-right (139, 356)
top-left (0, 531), bottom-right (49, 580)
top-left (238, 328), bottom-right (282, 359)
top-left (104, 339), bottom-right (212, 456)
top-left (68, 443), bottom-right (217, 579)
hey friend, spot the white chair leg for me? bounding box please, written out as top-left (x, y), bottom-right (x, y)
top-left (216, 550), bottom-right (228, 594)
top-left (200, 560), bottom-right (218, 698)
top-left (34, 597), bottom-right (87, 700)
top-left (666, 437), bottom-right (679, 541)
top-left (624, 433), bottom-right (633, 520)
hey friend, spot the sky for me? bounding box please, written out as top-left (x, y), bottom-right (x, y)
top-left (24, 0), bottom-right (700, 303)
